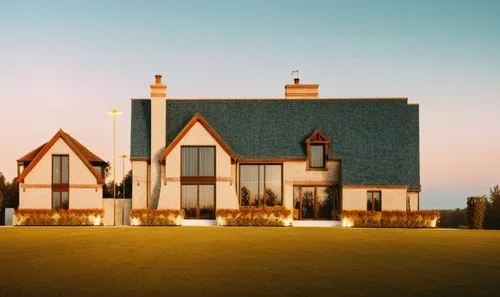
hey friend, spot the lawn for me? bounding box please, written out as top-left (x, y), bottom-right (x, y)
top-left (1, 227), bottom-right (499, 297)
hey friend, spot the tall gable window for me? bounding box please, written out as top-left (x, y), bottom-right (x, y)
top-left (181, 146), bottom-right (216, 219)
top-left (52, 155), bottom-right (69, 210)
top-left (305, 130), bottom-right (330, 170)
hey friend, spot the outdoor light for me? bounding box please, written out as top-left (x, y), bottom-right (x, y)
top-left (119, 153), bottom-right (128, 225)
top-left (107, 109), bottom-right (122, 226)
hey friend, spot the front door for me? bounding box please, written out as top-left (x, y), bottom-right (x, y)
top-left (293, 186), bottom-right (340, 220)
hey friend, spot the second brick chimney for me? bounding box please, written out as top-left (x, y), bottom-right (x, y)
top-left (285, 78), bottom-right (319, 99)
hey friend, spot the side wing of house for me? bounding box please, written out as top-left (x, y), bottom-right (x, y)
top-left (18, 137), bottom-right (103, 209)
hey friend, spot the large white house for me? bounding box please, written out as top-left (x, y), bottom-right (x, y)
top-left (130, 75), bottom-right (420, 223)
top-left (16, 130), bottom-right (106, 210)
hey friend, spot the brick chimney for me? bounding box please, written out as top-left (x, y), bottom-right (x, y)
top-left (285, 77), bottom-right (319, 99)
top-left (149, 74), bottom-right (167, 208)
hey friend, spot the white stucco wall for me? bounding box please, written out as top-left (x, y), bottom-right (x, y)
top-left (150, 97), bottom-right (166, 208)
top-left (132, 160), bottom-right (148, 209)
top-left (282, 160), bottom-right (340, 209)
top-left (408, 191), bottom-right (419, 211)
top-left (158, 121), bottom-right (239, 210)
top-left (342, 187), bottom-right (409, 211)
top-left (19, 138), bottom-right (102, 209)
top-left (70, 188), bottom-right (103, 209)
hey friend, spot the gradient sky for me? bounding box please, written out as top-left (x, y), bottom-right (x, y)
top-left (1, 0), bottom-right (499, 209)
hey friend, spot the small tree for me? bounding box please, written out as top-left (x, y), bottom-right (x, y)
top-left (485, 185), bottom-right (500, 229)
top-left (264, 188), bottom-right (279, 206)
top-left (240, 186), bottom-right (251, 206)
top-left (467, 196), bottom-right (487, 229)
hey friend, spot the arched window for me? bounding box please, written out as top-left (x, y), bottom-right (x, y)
top-left (305, 130), bottom-right (330, 170)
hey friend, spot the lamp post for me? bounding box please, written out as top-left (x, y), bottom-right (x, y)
top-left (107, 109), bottom-right (122, 226)
top-left (119, 153), bottom-right (127, 225)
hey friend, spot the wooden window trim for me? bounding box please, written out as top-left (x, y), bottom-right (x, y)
top-left (180, 184), bottom-right (216, 219)
top-left (305, 130), bottom-right (330, 171)
top-left (367, 191), bottom-right (382, 211)
top-left (238, 163), bottom-right (283, 208)
top-left (180, 146), bottom-right (216, 184)
top-left (294, 185), bottom-right (340, 220)
top-left (52, 155), bottom-right (69, 210)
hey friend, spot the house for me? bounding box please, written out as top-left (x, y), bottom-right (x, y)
top-left (16, 129), bottom-right (107, 210)
top-left (130, 75), bottom-right (420, 224)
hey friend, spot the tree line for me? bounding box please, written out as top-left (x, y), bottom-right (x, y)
top-left (439, 185), bottom-right (500, 229)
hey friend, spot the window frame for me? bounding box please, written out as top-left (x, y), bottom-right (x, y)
top-left (238, 163), bottom-right (284, 208)
top-left (180, 146), bottom-right (216, 184)
top-left (52, 155), bottom-right (70, 210)
top-left (367, 191), bottom-right (382, 212)
top-left (180, 146), bottom-right (217, 219)
top-left (305, 130), bottom-right (330, 171)
top-left (309, 144), bottom-right (326, 169)
top-left (293, 185), bottom-right (340, 220)
top-left (181, 184), bottom-right (216, 219)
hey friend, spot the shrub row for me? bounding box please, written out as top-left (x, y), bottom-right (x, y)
top-left (130, 209), bottom-right (184, 226)
top-left (216, 207), bottom-right (293, 226)
top-left (14, 209), bottom-right (104, 226)
top-left (341, 210), bottom-right (440, 228)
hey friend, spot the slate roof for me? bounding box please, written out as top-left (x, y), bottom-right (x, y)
top-left (131, 99), bottom-right (420, 189)
top-left (18, 131), bottom-right (106, 164)
top-left (17, 129), bottom-right (106, 184)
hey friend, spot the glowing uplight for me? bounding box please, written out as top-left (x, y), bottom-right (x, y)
top-left (283, 218), bottom-right (293, 227)
top-left (131, 217), bottom-right (141, 226)
top-left (342, 218), bottom-right (354, 228)
top-left (430, 218), bottom-right (437, 228)
top-left (92, 216), bottom-right (102, 226)
top-left (216, 216), bottom-right (226, 226)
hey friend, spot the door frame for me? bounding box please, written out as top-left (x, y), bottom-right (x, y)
top-left (293, 185), bottom-right (339, 220)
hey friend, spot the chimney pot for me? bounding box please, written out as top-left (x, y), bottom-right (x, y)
top-left (155, 75), bottom-right (162, 84)
top-left (294, 78), bottom-right (300, 85)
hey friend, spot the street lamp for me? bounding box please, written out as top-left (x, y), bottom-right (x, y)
top-left (119, 153), bottom-right (127, 225)
top-left (107, 109), bottom-right (122, 226)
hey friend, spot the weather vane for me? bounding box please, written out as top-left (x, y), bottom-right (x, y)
top-left (290, 69), bottom-right (299, 79)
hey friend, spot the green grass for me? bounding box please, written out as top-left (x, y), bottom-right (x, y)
top-left (1, 227), bottom-right (500, 297)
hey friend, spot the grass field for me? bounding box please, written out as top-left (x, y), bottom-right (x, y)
top-left (1, 227), bottom-right (499, 297)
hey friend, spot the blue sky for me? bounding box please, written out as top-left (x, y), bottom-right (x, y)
top-left (1, 0), bottom-right (499, 209)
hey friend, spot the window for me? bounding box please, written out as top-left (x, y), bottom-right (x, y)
top-left (406, 195), bottom-right (411, 212)
top-left (52, 155), bottom-right (69, 210)
top-left (305, 130), bottom-right (330, 170)
top-left (180, 146), bottom-right (216, 219)
top-left (239, 164), bottom-right (282, 207)
top-left (181, 184), bottom-right (215, 219)
top-left (181, 146), bottom-right (215, 179)
top-left (93, 165), bottom-right (105, 179)
top-left (310, 144), bottom-right (325, 168)
top-left (367, 191), bottom-right (381, 211)
top-left (293, 186), bottom-right (340, 220)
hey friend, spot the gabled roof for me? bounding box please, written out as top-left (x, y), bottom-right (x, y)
top-left (305, 130), bottom-right (331, 144)
top-left (131, 98), bottom-right (420, 189)
top-left (17, 129), bottom-right (106, 184)
top-left (160, 113), bottom-right (237, 161)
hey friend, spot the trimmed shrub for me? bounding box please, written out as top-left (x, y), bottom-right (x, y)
top-left (130, 209), bottom-right (184, 226)
top-left (217, 207), bottom-right (293, 227)
top-left (341, 210), bottom-right (440, 228)
top-left (14, 209), bottom-right (104, 226)
top-left (467, 196), bottom-right (487, 229)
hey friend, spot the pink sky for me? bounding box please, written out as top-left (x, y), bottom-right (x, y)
top-left (1, 0), bottom-right (499, 209)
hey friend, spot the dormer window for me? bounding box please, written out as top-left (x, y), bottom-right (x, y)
top-left (310, 144), bottom-right (325, 168)
top-left (305, 130), bottom-right (330, 170)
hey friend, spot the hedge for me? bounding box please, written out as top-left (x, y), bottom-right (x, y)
top-left (14, 209), bottom-right (104, 226)
top-left (467, 196), bottom-right (487, 229)
top-left (130, 209), bottom-right (184, 226)
top-left (341, 210), bottom-right (440, 228)
top-left (216, 207), bottom-right (293, 226)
